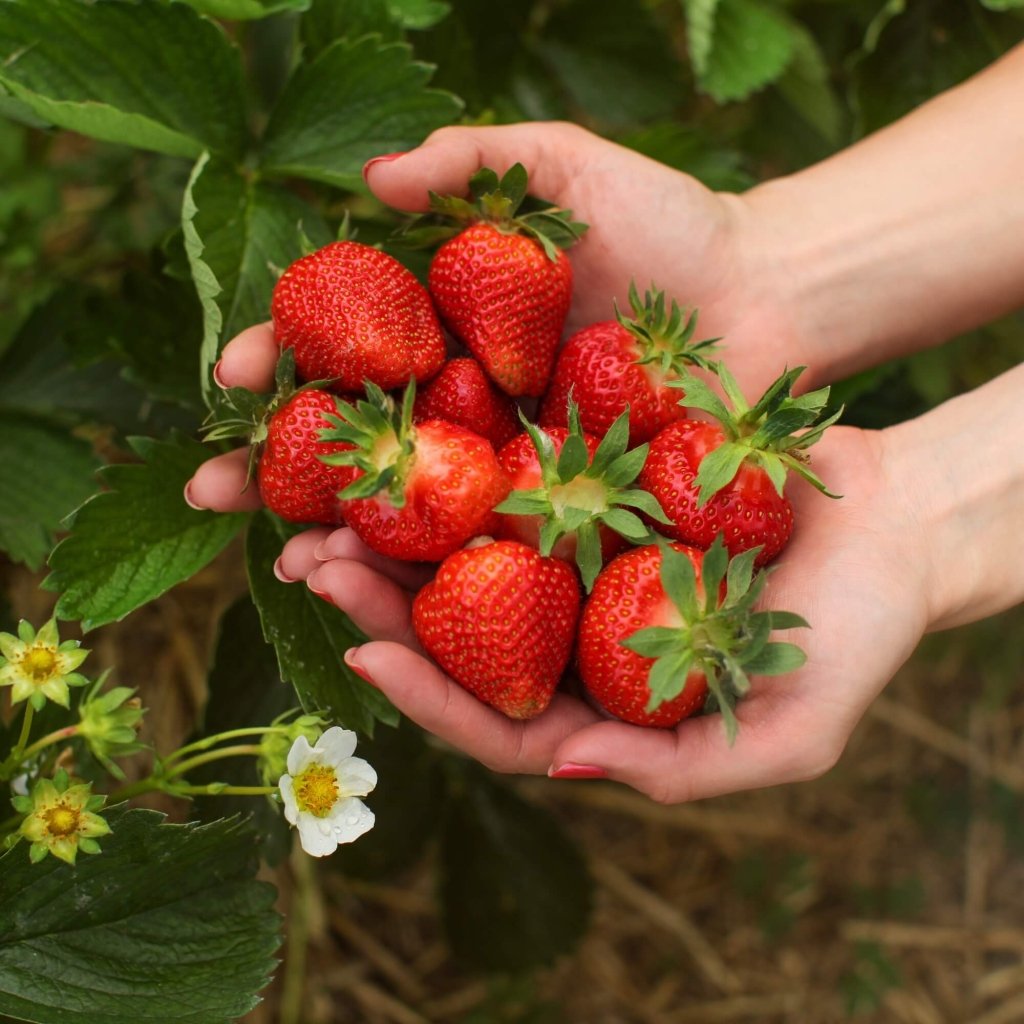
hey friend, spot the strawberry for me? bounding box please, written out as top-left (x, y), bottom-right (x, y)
top-left (203, 350), bottom-right (354, 526)
top-left (271, 240), bottom-right (446, 393)
top-left (318, 382), bottom-right (510, 562)
top-left (413, 356), bottom-right (520, 451)
top-left (258, 388), bottom-right (355, 525)
top-left (578, 537), bottom-right (808, 735)
top-left (494, 403), bottom-right (669, 591)
top-left (412, 539), bottom-right (581, 719)
top-left (539, 284), bottom-right (718, 445)
top-left (639, 365), bottom-right (841, 566)
top-left (413, 164), bottom-right (586, 397)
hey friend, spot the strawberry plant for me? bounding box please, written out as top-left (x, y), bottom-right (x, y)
top-left (1, 1), bottom-right (1022, 1022)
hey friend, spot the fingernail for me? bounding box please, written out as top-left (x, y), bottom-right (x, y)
top-left (548, 763), bottom-right (608, 780)
top-left (344, 647), bottom-right (377, 686)
top-left (362, 151), bottom-right (406, 182)
top-left (306, 570), bottom-right (335, 605)
top-left (183, 481), bottom-right (206, 511)
top-left (212, 359), bottom-right (228, 388)
top-left (273, 557), bottom-right (295, 583)
top-left (313, 541), bottom-right (329, 561)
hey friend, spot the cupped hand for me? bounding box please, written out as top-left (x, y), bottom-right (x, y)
top-left (297, 424), bottom-right (933, 803)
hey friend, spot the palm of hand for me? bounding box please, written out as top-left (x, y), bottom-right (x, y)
top-left (302, 424), bottom-right (927, 804)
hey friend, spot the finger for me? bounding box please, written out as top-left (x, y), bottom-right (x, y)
top-left (276, 528), bottom-right (334, 582)
top-left (185, 448), bottom-right (263, 512)
top-left (215, 322), bottom-right (278, 392)
top-left (546, 682), bottom-right (845, 803)
top-left (312, 527), bottom-right (435, 592)
top-left (307, 560), bottom-right (421, 648)
top-left (345, 641), bottom-right (602, 775)
top-left (364, 122), bottom-right (591, 212)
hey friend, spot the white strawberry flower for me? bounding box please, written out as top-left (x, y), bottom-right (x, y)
top-left (278, 726), bottom-right (377, 857)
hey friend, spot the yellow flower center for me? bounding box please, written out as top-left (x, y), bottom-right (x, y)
top-left (43, 803), bottom-right (81, 837)
top-left (294, 764), bottom-right (340, 817)
top-left (22, 647), bottom-right (58, 682)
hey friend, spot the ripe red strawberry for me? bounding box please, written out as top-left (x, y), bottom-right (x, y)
top-left (258, 389), bottom-right (355, 525)
top-left (417, 164), bottom-right (586, 397)
top-left (578, 538), bottom-right (808, 734)
top-left (413, 357), bottom-right (520, 450)
top-left (271, 240), bottom-right (446, 392)
top-left (494, 403), bottom-right (669, 590)
top-left (539, 284), bottom-right (718, 445)
top-left (318, 382), bottom-right (510, 562)
top-left (412, 539), bottom-right (581, 719)
top-left (639, 365), bottom-right (841, 566)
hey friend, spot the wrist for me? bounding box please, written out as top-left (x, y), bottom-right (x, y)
top-left (880, 362), bottom-right (1024, 632)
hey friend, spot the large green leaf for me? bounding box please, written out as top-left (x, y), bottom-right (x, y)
top-left (690, 0), bottom-right (797, 103)
top-left (261, 34), bottom-right (462, 189)
top-left (181, 153), bottom-right (332, 402)
top-left (44, 435), bottom-right (247, 630)
top-left (530, 0), bottom-right (683, 129)
top-left (0, 809), bottom-right (280, 1024)
top-left (246, 511), bottom-right (400, 735)
top-left (176, 0), bottom-right (311, 18)
top-left (0, 0), bottom-right (247, 158)
top-left (0, 417), bottom-right (99, 572)
top-left (439, 767), bottom-right (592, 972)
top-left (301, 0), bottom-right (403, 56)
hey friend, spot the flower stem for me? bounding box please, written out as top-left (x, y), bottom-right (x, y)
top-left (0, 705), bottom-right (36, 780)
top-left (107, 778), bottom-right (277, 803)
top-left (19, 725), bottom-right (81, 763)
top-left (161, 744), bottom-right (263, 781)
top-left (160, 726), bottom-right (289, 770)
top-left (281, 844), bottom-right (314, 1024)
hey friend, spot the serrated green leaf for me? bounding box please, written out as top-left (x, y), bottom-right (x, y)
top-left (575, 521), bottom-right (602, 592)
top-left (672, 370), bottom-right (732, 424)
top-left (439, 767), bottom-right (591, 971)
top-left (659, 543), bottom-right (700, 622)
top-left (695, 0), bottom-right (796, 104)
top-left (603, 446), bottom-right (649, 488)
top-left (493, 489), bottom-right (553, 516)
top-left (0, 0), bottom-right (247, 158)
top-left (301, 0), bottom-right (401, 61)
top-left (621, 625), bottom-right (681, 660)
top-left (182, 154), bottom-right (332, 405)
top-left (646, 651), bottom-right (694, 708)
top-left (598, 507), bottom-right (650, 543)
top-left (0, 416), bottom-right (99, 571)
top-left (723, 546), bottom-right (758, 607)
top-left (775, 23), bottom-right (844, 144)
top-left (700, 536), bottom-right (728, 612)
top-left (246, 511), bottom-right (398, 734)
top-left (44, 434), bottom-right (247, 630)
top-left (614, 487), bottom-right (671, 524)
top-left (388, 0), bottom-right (451, 28)
top-left (684, 0), bottom-right (722, 77)
top-left (0, 809), bottom-right (280, 1024)
top-left (177, 0), bottom-right (311, 18)
top-left (261, 35), bottom-right (462, 189)
top-left (766, 610), bottom-right (810, 631)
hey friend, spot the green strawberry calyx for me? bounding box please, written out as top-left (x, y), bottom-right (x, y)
top-left (318, 380), bottom-right (417, 510)
top-left (401, 163), bottom-right (588, 262)
top-left (622, 537), bottom-right (809, 743)
top-left (201, 349), bottom-right (339, 480)
top-left (616, 281), bottom-right (719, 378)
top-left (669, 363), bottom-right (844, 507)
top-left (494, 401), bottom-right (671, 592)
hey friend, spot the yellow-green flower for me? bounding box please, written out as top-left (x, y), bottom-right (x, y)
top-left (14, 770), bottom-right (111, 865)
top-left (0, 618), bottom-right (90, 710)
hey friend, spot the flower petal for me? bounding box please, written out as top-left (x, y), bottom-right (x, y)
top-left (286, 735), bottom-right (315, 776)
top-left (278, 774), bottom-right (299, 825)
top-left (316, 726), bottom-right (357, 765)
top-left (329, 797), bottom-right (375, 844)
top-left (0, 633), bottom-right (24, 660)
top-left (296, 814), bottom-right (340, 857)
top-left (336, 757), bottom-right (378, 799)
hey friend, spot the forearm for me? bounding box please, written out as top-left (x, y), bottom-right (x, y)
top-left (739, 43), bottom-right (1024, 386)
top-left (882, 359), bottom-right (1024, 633)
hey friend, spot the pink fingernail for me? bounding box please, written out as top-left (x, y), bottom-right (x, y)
top-left (183, 481), bottom-right (206, 510)
top-left (313, 541), bottom-right (330, 561)
top-left (306, 571), bottom-right (335, 605)
top-left (273, 557), bottom-right (295, 583)
top-left (362, 151), bottom-right (407, 182)
top-left (344, 648), bottom-right (377, 686)
top-left (548, 763), bottom-right (608, 780)
top-left (212, 359), bottom-right (228, 388)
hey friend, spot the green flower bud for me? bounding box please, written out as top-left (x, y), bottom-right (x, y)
top-left (258, 711), bottom-right (328, 787)
top-left (78, 673), bottom-right (147, 779)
